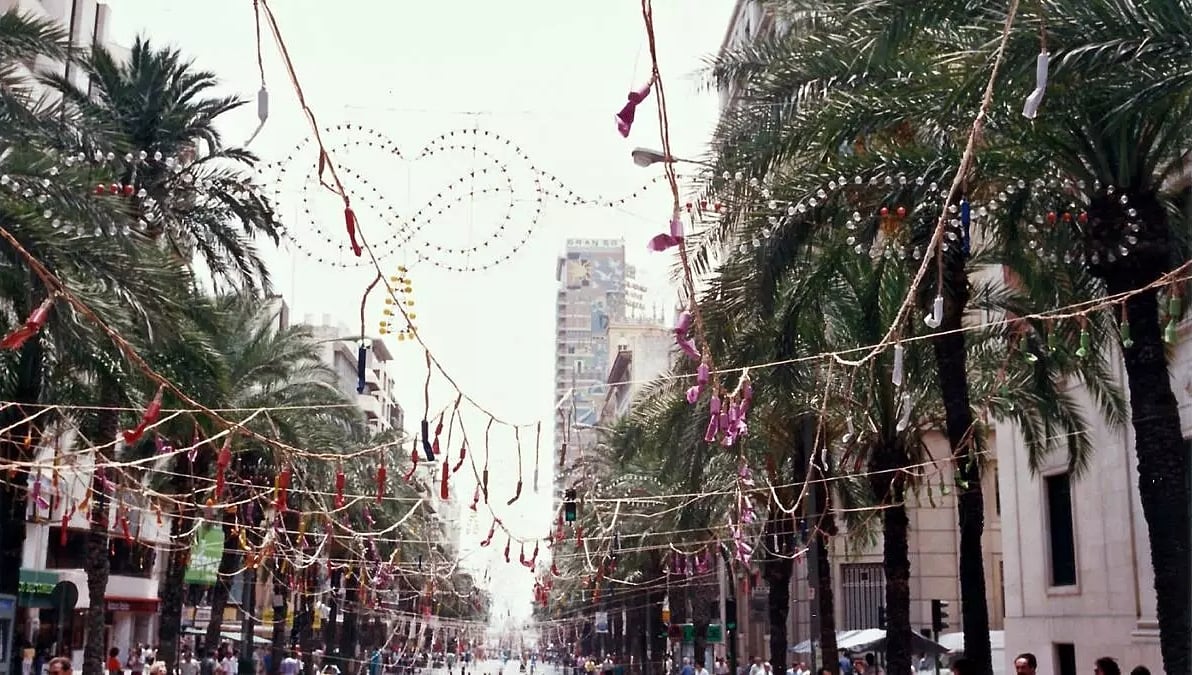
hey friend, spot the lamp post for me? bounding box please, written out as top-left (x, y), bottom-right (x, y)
top-left (630, 147), bottom-right (714, 169)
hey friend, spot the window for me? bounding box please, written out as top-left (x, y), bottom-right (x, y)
top-left (1044, 472), bottom-right (1077, 586)
top-left (1054, 643), bottom-right (1077, 675)
top-left (47, 527), bottom-right (156, 578)
top-left (994, 471), bottom-right (1001, 516)
top-left (840, 563), bottom-right (885, 629)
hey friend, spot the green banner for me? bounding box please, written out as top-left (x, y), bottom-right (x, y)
top-left (184, 524), bottom-right (224, 586)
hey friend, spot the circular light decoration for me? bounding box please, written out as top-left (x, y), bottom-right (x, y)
top-left (379, 265), bottom-right (417, 342)
top-left (264, 124), bottom-right (679, 274)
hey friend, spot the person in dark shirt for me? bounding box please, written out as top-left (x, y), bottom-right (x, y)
top-left (200, 651), bottom-right (218, 675)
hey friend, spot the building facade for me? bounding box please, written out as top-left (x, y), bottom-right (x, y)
top-left (995, 351), bottom-right (1164, 674)
top-left (18, 432), bottom-right (173, 667)
top-left (553, 239), bottom-right (629, 497)
top-left (305, 316), bottom-right (405, 435)
top-left (597, 321), bottom-right (674, 424)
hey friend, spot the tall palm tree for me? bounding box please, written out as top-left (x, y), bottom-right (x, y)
top-left (703, 3), bottom-right (1170, 672)
top-left (0, 9), bottom-right (199, 601)
top-left (43, 36), bottom-right (281, 293)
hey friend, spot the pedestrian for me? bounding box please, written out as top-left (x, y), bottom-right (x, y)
top-left (1093, 658), bottom-right (1120, 675)
top-left (127, 647), bottom-right (143, 675)
top-left (106, 649), bottom-right (122, 675)
top-left (180, 652), bottom-right (200, 675)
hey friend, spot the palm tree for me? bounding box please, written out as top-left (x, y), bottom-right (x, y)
top-left (43, 36), bottom-right (281, 293)
top-left (702, 3), bottom-right (1173, 671)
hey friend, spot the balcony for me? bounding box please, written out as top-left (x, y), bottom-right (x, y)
top-left (356, 393), bottom-right (383, 420)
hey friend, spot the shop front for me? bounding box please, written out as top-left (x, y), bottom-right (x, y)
top-left (105, 597), bottom-right (160, 655)
top-left (14, 569), bottom-right (70, 661)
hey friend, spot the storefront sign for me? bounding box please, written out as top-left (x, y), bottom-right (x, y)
top-left (17, 570), bottom-right (57, 597)
top-left (104, 598), bottom-right (159, 613)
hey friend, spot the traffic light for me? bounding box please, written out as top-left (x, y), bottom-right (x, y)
top-left (563, 488), bottom-right (578, 522)
top-left (877, 605), bottom-right (886, 630)
top-left (725, 598), bottom-right (737, 631)
top-left (931, 599), bottom-right (949, 633)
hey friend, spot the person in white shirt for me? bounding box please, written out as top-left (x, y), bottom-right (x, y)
top-left (748, 657), bottom-right (764, 675)
top-left (694, 662), bottom-right (709, 675)
top-left (219, 650), bottom-right (239, 675)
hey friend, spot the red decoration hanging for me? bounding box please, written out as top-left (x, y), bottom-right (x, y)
top-left (122, 385), bottom-right (165, 445)
top-left (376, 463), bottom-right (387, 503)
top-left (344, 206), bottom-right (363, 257)
top-left (480, 521), bottom-right (496, 547)
top-left (334, 465), bottom-right (346, 508)
top-left (482, 468), bottom-right (489, 503)
top-left (0, 297), bottom-right (55, 351)
top-left (503, 537), bottom-right (511, 563)
top-left (439, 458), bottom-right (450, 500)
top-left (452, 444), bottom-right (467, 474)
top-left (214, 437), bottom-right (232, 500)
top-left (507, 479), bottom-right (522, 506)
top-left (403, 442), bottom-right (419, 482)
top-left (469, 485), bottom-right (480, 511)
top-left (276, 466), bottom-right (292, 512)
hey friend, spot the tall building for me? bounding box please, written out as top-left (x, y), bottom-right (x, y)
top-left (304, 316), bottom-right (405, 435)
top-left (553, 239), bottom-right (629, 497)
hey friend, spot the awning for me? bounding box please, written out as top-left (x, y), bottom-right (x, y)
top-left (18, 570), bottom-right (58, 609)
top-left (182, 628), bottom-right (270, 646)
top-left (105, 597), bottom-right (160, 613)
top-left (790, 629), bottom-right (948, 656)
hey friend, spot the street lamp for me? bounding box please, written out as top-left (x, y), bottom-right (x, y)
top-left (630, 147), bottom-right (713, 168)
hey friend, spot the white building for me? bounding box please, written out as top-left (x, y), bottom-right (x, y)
top-left (995, 351), bottom-right (1164, 674)
top-left (304, 315), bottom-right (405, 435)
top-left (597, 320), bottom-right (674, 424)
top-left (20, 431), bottom-right (174, 666)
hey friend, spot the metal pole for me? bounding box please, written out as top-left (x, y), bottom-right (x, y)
top-left (240, 563), bottom-right (256, 675)
top-left (805, 484), bottom-right (819, 675)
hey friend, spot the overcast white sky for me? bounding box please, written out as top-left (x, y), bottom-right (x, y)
top-left (105, 0), bottom-right (735, 620)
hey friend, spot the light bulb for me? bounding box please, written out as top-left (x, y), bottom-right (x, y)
top-left (925, 295), bottom-right (944, 329)
top-left (896, 393), bottom-right (912, 432)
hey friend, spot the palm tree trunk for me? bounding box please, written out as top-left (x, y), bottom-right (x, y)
top-left (764, 559), bottom-right (790, 672)
top-left (323, 566), bottom-right (342, 653)
top-left (0, 291), bottom-right (47, 597)
top-left (871, 443), bottom-right (911, 675)
top-left (689, 578), bottom-right (714, 669)
top-left (931, 271), bottom-right (992, 675)
top-left (813, 537), bottom-right (838, 675)
top-left (1109, 281), bottom-right (1192, 675)
top-left (806, 427), bottom-right (838, 675)
top-left (337, 570), bottom-right (360, 667)
top-left (83, 404), bottom-right (119, 675)
top-left (269, 578), bottom-right (288, 675)
top-left (204, 521), bottom-right (240, 649)
top-left (157, 506), bottom-right (192, 671)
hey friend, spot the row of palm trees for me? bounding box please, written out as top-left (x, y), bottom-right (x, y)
top-left (0, 11), bottom-right (486, 675)
top-left (542, 2), bottom-right (1189, 675)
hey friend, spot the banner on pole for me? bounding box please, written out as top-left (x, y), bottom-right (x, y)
top-left (183, 523), bottom-right (224, 586)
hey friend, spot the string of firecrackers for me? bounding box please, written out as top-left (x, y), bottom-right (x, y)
top-left (1, 244), bottom-right (1184, 475)
top-left (0, 246), bottom-right (1182, 591)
